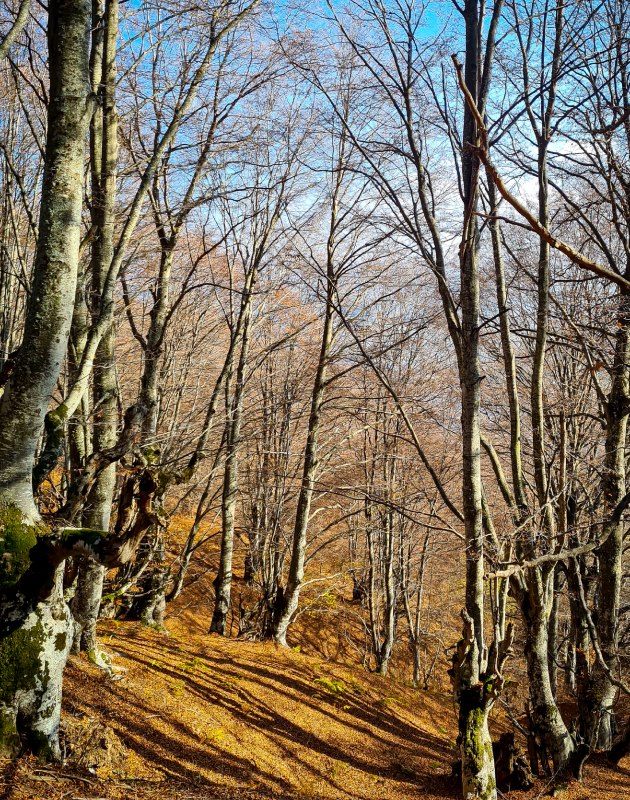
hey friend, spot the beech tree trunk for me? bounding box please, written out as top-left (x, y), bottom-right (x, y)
top-left (452, 4), bottom-right (497, 792)
top-left (582, 297), bottom-right (630, 748)
top-left (0, 565), bottom-right (72, 760)
top-left (72, 0), bottom-right (118, 662)
top-left (0, 0), bottom-right (94, 521)
top-left (210, 313), bottom-right (252, 635)
top-left (272, 292), bottom-right (335, 645)
top-left (524, 579), bottom-right (575, 771)
top-left (272, 161), bottom-right (340, 647)
top-left (0, 0), bottom-right (95, 757)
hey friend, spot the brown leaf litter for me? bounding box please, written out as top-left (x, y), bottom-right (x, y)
top-left (2, 578), bottom-right (630, 799)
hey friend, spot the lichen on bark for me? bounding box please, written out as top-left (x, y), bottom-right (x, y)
top-left (0, 563), bottom-right (72, 761)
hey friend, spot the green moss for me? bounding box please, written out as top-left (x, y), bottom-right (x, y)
top-left (0, 616), bottom-right (48, 704)
top-left (156, 470), bottom-right (170, 494)
top-left (314, 677), bottom-right (346, 694)
top-left (481, 775), bottom-right (496, 800)
top-left (46, 405), bottom-right (68, 428)
top-left (142, 445), bottom-right (161, 465)
top-left (59, 528), bottom-right (104, 548)
top-left (0, 504), bottom-right (38, 590)
top-left (0, 708), bottom-right (20, 757)
top-left (55, 632), bottom-right (66, 651)
top-left (460, 701), bottom-right (496, 800)
top-left (538, 703), bottom-right (559, 720)
top-left (463, 706), bottom-right (486, 773)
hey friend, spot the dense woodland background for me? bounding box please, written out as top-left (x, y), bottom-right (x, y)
top-left (1, 0), bottom-right (630, 797)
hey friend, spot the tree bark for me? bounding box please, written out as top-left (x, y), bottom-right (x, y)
top-left (450, 4), bottom-right (498, 793)
top-left (0, 0), bottom-right (94, 521)
top-left (72, 0), bottom-right (118, 662)
top-left (272, 160), bottom-right (340, 646)
top-left (583, 296), bottom-right (630, 748)
top-left (0, 565), bottom-right (72, 760)
top-left (210, 312), bottom-right (252, 635)
top-left (523, 577), bottom-right (575, 771)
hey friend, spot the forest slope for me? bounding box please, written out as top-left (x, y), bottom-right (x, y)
top-left (1, 595), bottom-right (629, 800)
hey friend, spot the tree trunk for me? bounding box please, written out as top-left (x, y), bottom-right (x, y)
top-left (210, 314), bottom-right (252, 635)
top-left (0, 565), bottom-right (72, 761)
top-left (0, 0), bottom-right (94, 521)
top-left (548, 570), bottom-right (562, 700)
top-left (447, 1), bottom-right (508, 793)
top-left (272, 174), bottom-right (338, 646)
top-left (71, 0), bottom-right (119, 663)
top-left (583, 297), bottom-right (630, 749)
top-left (523, 574), bottom-right (575, 772)
top-left (71, 557), bottom-right (104, 657)
top-left (458, 687), bottom-right (496, 798)
top-left (0, 0), bottom-right (96, 760)
top-left (455, 15), bottom-right (497, 789)
top-left (376, 510), bottom-right (396, 677)
top-left (130, 568), bottom-right (168, 631)
top-left (66, 280), bottom-right (91, 485)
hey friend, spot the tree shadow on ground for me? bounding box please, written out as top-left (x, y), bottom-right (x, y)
top-left (63, 625), bottom-right (461, 800)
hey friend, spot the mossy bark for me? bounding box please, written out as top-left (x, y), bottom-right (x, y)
top-left (449, 614), bottom-right (510, 800)
top-left (70, 557), bottom-right (105, 659)
top-left (0, 565), bottom-right (72, 760)
top-left (523, 589), bottom-right (575, 772)
top-left (459, 690), bottom-right (496, 800)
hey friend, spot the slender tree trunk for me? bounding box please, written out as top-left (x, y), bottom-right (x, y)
top-left (376, 476), bottom-right (397, 676)
top-left (524, 572), bottom-right (575, 771)
top-left (452, 7), bottom-right (498, 788)
top-left (0, 0), bottom-right (32, 64)
top-left (272, 302), bottom-right (335, 645)
top-left (273, 178), bottom-right (339, 646)
top-left (531, 149), bottom-right (552, 522)
top-left (583, 297), bottom-right (630, 748)
top-left (548, 570), bottom-right (562, 700)
top-left (456, 232), bottom-right (496, 796)
top-left (70, 557), bottom-right (105, 657)
top-left (72, 0), bottom-right (119, 661)
top-left (139, 246), bottom-right (176, 444)
top-left (520, 3), bottom-right (574, 765)
top-left (404, 533), bottom-right (429, 687)
top-left (67, 279), bottom-right (91, 484)
top-left (487, 177), bottom-right (527, 516)
top-left (210, 314), bottom-right (252, 635)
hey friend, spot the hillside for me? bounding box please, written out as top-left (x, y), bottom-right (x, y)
top-left (2, 592), bottom-right (630, 800)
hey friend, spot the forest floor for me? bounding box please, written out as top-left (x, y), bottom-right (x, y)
top-left (2, 589), bottom-right (630, 799)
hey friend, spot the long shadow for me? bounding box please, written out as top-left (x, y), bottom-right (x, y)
top-left (115, 631), bottom-right (451, 760)
top-left (64, 665), bottom-right (299, 796)
top-left (80, 628), bottom-right (460, 798)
